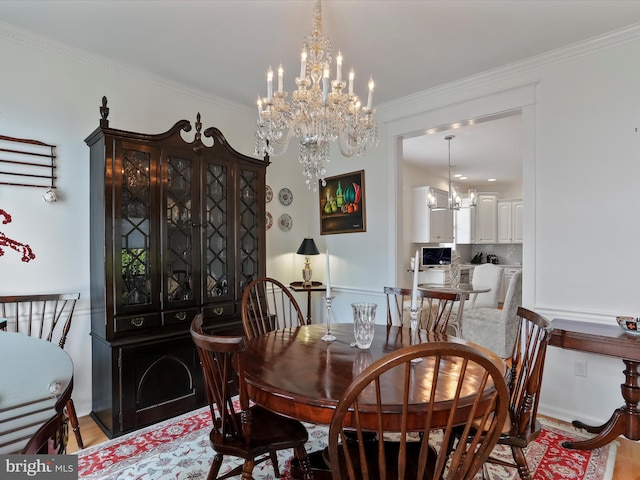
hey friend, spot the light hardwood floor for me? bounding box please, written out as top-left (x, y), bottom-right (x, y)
top-left (67, 415), bottom-right (640, 480)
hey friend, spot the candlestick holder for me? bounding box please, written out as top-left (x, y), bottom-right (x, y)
top-left (322, 296), bottom-right (337, 342)
top-left (408, 307), bottom-right (423, 363)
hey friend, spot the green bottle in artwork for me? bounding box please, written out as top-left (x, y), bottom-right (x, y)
top-left (336, 181), bottom-right (344, 208)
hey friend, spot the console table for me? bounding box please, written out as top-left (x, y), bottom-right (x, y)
top-left (550, 318), bottom-right (640, 450)
top-left (289, 281), bottom-right (325, 325)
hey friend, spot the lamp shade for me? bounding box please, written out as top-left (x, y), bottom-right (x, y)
top-left (296, 238), bottom-right (320, 256)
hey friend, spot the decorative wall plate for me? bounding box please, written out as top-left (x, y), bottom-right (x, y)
top-left (266, 212), bottom-right (273, 230)
top-left (265, 185), bottom-right (273, 203)
top-left (278, 187), bottom-right (293, 206)
top-left (278, 213), bottom-right (293, 231)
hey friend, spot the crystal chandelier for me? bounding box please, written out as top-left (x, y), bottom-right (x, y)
top-left (428, 135), bottom-right (477, 210)
top-left (254, 0), bottom-right (378, 190)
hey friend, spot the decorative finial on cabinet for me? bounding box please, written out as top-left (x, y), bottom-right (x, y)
top-left (100, 96), bottom-right (109, 128)
top-left (195, 113), bottom-right (202, 142)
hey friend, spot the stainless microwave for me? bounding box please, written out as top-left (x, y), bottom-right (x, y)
top-left (422, 247), bottom-right (452, 266)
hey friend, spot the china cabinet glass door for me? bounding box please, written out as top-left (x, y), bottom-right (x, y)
top-left (165, 155), bottom-right (198, 307)
top-left (118, 145), bottom-right (157, 312)
top-left (238, 167), bottom-right (260, 293)
top-left (203, 161), bottom-right (231, 302)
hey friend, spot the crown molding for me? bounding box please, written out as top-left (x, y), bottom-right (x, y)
top-left (377, 22), bottom-right (640, 124)
top-left (4, 18), bottom-right (640, 124)
top-left (0, 20), bottom-right (254, 116)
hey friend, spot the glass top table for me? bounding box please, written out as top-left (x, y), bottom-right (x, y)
top-left (419, 283), bottom-right (491, 309)
top-left (0, 331), bottom-right (73, 453)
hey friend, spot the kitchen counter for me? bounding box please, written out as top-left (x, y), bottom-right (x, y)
top-left (460, 263), bottom-right (522, 268)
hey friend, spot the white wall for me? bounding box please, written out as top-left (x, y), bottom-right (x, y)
top-left (0, 24), bottom-right (293, 416)
top-left (3, 19), bottom-right (640, 428)
top-left (382, 25), bottom-right (640, 425)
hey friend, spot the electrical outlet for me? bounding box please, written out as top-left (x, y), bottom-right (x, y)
top-left (574, 360), bottom-right (588, 377)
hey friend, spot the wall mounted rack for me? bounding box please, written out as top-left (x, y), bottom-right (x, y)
top-left (0, 135), bottom-right (56, 188)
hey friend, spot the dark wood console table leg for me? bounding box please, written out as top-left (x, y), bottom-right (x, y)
top-left (562, 359), bottom-right (640, 450)
top-left (304, 291), bottom-right (312, 325)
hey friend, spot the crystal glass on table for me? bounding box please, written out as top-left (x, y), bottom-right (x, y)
top-left (352, 302), bottom-right (377, 349)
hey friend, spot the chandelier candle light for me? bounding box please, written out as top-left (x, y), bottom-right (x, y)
top-left (254, 0), bottom-right (378, 190)
top-left (428, 135), bottom-right (477, 211)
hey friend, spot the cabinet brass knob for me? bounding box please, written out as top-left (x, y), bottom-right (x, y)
top-left (176, 311), bottom-right (187, 321)
top-left (213, 307), bottom-right (224, 316)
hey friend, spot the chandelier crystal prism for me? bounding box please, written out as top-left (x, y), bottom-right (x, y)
top-left (254, 0), bottom-right (378, 190)
top-left (428, 135), bottom-right (477, 211)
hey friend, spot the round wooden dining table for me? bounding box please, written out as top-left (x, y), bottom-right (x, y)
top-left (0, 332), bottom-right (73, 454)
top-left (242, 322), bottom-right (506, 430)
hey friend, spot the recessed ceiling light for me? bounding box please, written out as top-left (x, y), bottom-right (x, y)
top-left (459, 176), bottom-right (468, 180)
top-left (488, 178), bottom-right (497, 182)
top-left (453, 174), bottom-right (462, 178)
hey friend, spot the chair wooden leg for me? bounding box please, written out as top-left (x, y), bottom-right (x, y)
top-left (65, 398), bottom-right (84, 449)
top-left (269, 449), bottom-right (280, 477)
top-left (207, 453), bottom-right (224, 480)
top-left (511, 445), bottom-right (532, 480)
top-left (241, 459), bottom-right (255, 480)
top-left (294, 444), bottom-right (313, 480)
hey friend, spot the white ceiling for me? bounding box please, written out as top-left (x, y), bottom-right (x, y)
top-left (2, 0), bottom-right (640, 182)
top-left (403, 113), bottom-right (523, 189)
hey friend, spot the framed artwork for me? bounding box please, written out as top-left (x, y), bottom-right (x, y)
top-left (319, 170), bottom-right (366, 235)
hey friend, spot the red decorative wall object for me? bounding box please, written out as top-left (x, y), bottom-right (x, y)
top-left (0, 209), bottom-right (36, 262)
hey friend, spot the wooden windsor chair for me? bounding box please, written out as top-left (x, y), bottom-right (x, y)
top-left (326, 341), bottom-right (510, 480)
top-left (241, 276), bottom-right (306, 340)
top-left (454, 307), bottom-right (553, 480)
top-left (190, 314), bottom-right (313, 480)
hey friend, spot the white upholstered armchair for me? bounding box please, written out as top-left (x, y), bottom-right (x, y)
top-left (469, 263), bottom-right (503, 309)
top-left (461, 270), bottom-right (522, 358)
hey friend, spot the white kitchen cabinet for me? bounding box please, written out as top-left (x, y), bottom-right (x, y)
top-left (411, 187), bottom-right (454, 243)
top-left (476, 194), bottom-right (497, 244)
top-left (497, 201), bottom-right (512, 243)
top-left (455, 196), bottom-right (476, 244)
top-left (512, 200), bottom-right (524, 243)
top-left (497, 199), bottom-right (523, 244)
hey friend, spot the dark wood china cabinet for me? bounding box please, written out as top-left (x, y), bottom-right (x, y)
top-left (86, 97), bottom-right (267, 437)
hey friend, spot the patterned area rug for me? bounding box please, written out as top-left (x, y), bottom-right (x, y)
top-left (77, 406), bottom-right (618, 480)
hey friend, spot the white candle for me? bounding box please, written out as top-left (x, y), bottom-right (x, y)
top-left (267, 66), bottom-right (273, 101)
top-left (348, 69), bottom-right (354, 96)
top-left (411, 250), bottom-right (420, 310)
top-left (257, 97), bottom-right (262, 119)
top-left (367, 76), bottom-right (374, 110)
top-left (277, 64), bottom-right (284, 94)
top-left (323, 68), bottom-right (329, 103)
top-left (336, 50), bottom-right (343, 83)
top-left (300, 50), bottom-right (307, 79)
top-left (326, 249), bottom-right (331, 298)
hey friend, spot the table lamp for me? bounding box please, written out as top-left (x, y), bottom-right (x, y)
top-left (296, 238), bottom-right (320, 286)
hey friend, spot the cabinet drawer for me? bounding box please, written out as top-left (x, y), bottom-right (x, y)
top-left (114, 313), bottom-right (161, 333)
top-left (163, 308), bottom-right (199, 326)
top-left (203, 303), bottom-right (235, 319)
